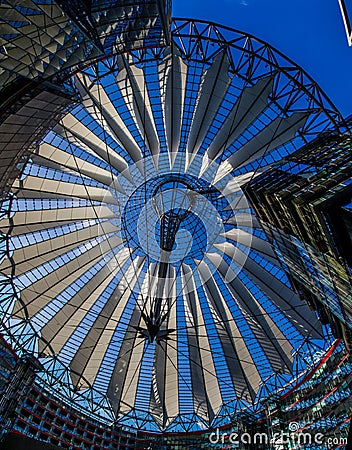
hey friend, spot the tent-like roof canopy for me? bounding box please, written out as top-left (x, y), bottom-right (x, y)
top-left (0, 19), bottom-right (340, 432)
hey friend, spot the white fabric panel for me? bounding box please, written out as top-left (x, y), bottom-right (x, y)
top-left (0, 221), bottom-right (117, 275)
top-left (56, 113), bottom-right (129, 174)
top-left (12, 175), bottom-right (118, 205)
top-left (12, 235), bottom-right (122, 318)
top-left (206, 249), bottom-right (322, 339)
top-left (159, 48), bottom-right (187, 167)
top-left (227, 112), bottom-right (308, 169)
top-left (225, 192), bottom-right (249, 211)
top-left (187, 52), bottom-right (231, 159)
top-left (0, 206), bottom-right (116, 236)
top-left (211, 244), bottom-right (294, 371)
top-left (76, 72), bottom-right (143, 164)
top-left (116, 57), bottom-right (159, 157)
top-left (223, 228), bottom-right (278, 265)
top-left (220, 172), bottom-right (263, 197)
top-left (198, 260), bottom-right (260, 401)
top-left (206, 77), bottom-right (274, 161)
top-left (70, 257), bottom-right (145, 388)
top-left (35, 142), bottom-right (118, 188)
top-left (118, 338), bottom-right (145, 412)
top-left (226, 212), bottom-right (260, 229)
top-left (137, 262), bottom-right (159, 314)
top-left (107, 306), bottom-right (144, 414)
top-left (39, 248), bottom-right (131, 356)
top-left (163, 274), bottom-right (179, 422)
top-left (39, 261), bottom-right (122, 356)
top-left (182, 264), bottom-right (222, 421)
top-left (226, 274), bottom-right (294, 372)
top-left (160, 266), bottom-right (178, 425)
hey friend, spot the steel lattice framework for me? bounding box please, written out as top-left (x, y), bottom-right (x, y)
top-left (0, 19), bottom-right (342, 433)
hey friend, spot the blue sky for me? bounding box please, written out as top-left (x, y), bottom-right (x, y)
top-left (173, 0), bottom-right (352, 118)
